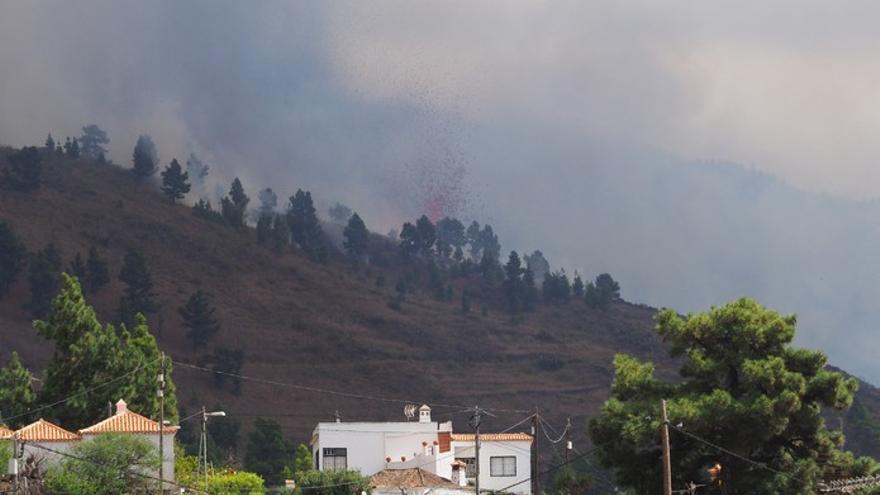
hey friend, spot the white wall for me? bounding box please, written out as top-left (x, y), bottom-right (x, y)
top-left (311, 421), bottom-right (453, 477)
top-left (450, 440), bottom-right (532, 495)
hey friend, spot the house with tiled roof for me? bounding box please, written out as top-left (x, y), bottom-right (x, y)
top-left (5, 399), bottom-right (178, 484)
top-left (371, 466), bottom-right (473, 495)
top-left (310, 405), bottom-right (533, 494)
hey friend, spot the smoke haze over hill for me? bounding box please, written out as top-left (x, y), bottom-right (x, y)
top-left (4, 1), bottom-right (880, 381)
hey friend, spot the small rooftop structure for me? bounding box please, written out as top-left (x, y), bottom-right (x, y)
top-left (14, 419), bottom-right (79, 442)
top-left (78, 399), bottom-right (178, 435)
top-left (371, 468), bottom-right (461, 489)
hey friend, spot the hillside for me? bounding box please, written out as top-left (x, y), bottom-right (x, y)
top-left (1, 150), bottom-right (879, 464)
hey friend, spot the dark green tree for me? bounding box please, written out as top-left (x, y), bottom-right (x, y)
top-left (209, 346), bottom-right (244, 395)
top-left (69, 252), bottom-right (87, 281)
top-left (79, 124), bottom-right (109, 159)
top-left (179, 290), bottom-right (221, 352)
top-left (132, 134), bottom-right (158, 179)
top-left (0, 221), bottom-right (26, 300)
top-left (571, 272), bottom-right (585, 298)
top-left (522, 268), bottom-right (538, 311)
top-left (343, 213), bottom-right (369, 258)
top-left (298, 469), bottom-right (372, 495)
top-left (193, 199), bottom-right (225, 223)
top-left (3, 146), bottom-right (42, 192)
top-left (466, 220), bottom-right (482, 260)
top-left (44, 134), bottom-right (55, 152)
top-left (207, 406), bottom-right (242, 463)
top-left (36, 275), bottom-right (177, 426)
top-left (435, 217), bottom-right (466, 259)
top-left (595, 273), bottom-right (620, 300)
top-left (256, 214), bottom-right (273, 246)
top-left (589, 298), bottom-right (875, 495)
top-left (85, 245), bottom-right (110, 293)
top-left (293, 443), bottom-right (314, 477)
top-left (542, 269), bottom-right (571, 304)
top-left (221, 178), bottom-right (249, 228)
top-left (64, 137), bottom-right (81, 158)
top-left (118, 248), bottom-right (157, 326)
top-left (415, 215), bottom-right (436, 256)
top-left (272, 213), bottom-right (290, 252)
top-left (26, 243), bottom-right (63, 318)
top-left (244, 418), bottom-right (291, 486)
top-left (0, 352), bottom-right (35, 427)
top-left (258, 187), bottom-right (278, 218)
top-left (286, 189), bottom-right (325, 261)
top-left (503, 251), bottom-right (525, 313)
top-left (45, 433), bottom-right (160, 495)
top-left (160, 158), bottom-right (191, 203)
top-left (586, 273), bottom-right (620, 310)
top-left (399, 222), bottom-right (419, 256)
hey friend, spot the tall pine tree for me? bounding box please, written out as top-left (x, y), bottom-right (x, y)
top-left (86, 245), bottom-right (110, 293)
top-left (26, 243), bottom-right (63, 318)
top-left (118, 248), bottom-right (157, 326)
top-left (179, 290), bottom-right (221, 352)
top-left (132, 135), bottom-right (158, 179)
top-left (0, 352), bottom-right (35, 427)
top-left (3, 146), bottom-right (42, 192)
top-left (160, 158), bottom-right (191, 203)
top-left (343, 213), bottom-right (368, 258)
top-left (221, 178), bottom-right (249, 227)
top-left (0, 221), bottom-right (26, 300)
top-left (79, 124), bottom-right (109, 160)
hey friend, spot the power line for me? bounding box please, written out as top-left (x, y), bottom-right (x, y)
top-left (174, 359), bottom-right (532, 413)
top-left (0, 356), bottom-right (161, 425)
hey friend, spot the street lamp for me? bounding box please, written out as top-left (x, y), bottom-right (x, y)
top-left (200, 407), bottom-right (226, 485)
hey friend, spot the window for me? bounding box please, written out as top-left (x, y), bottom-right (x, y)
top-left (323, 448), bottom-right (347, 470)
top-left (490, 456), bottom-right (516, 477)
top-left (455, 457), bottom-right (477, 478)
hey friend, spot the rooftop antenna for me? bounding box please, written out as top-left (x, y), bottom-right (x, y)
top-left (404, 404), bottom-right (417, 421)
top-left (334, 410), bottom-right (342, 423)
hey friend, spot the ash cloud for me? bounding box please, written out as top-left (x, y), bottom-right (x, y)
top-left (3, 1), bottom-right (880, 381)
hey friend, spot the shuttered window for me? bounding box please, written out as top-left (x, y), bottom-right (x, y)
top-left (490, 456), bottom-right (516, 477)
top-left (323, 448), bottom-right (347, 470)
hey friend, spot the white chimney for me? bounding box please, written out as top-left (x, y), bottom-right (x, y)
top-left (418, 404), bottom-right (431, 423)
top-left (115, 399), bottom-right (128, 415)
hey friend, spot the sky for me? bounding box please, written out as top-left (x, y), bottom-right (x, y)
top-left (3, 1), bottom-right (880, 381)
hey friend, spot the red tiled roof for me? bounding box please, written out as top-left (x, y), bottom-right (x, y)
top-left (79, 410), bottom-right (178, 435)
top-left (371, 468), bottom-right (461, 489)
top-left (0, 425), bottom-right (13, 439)
top-left (450, 432), bottom-right (533, 442)
top-left (15, 419), bottom-right (79, 442)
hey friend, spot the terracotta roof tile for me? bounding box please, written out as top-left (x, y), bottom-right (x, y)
top-left (79, 410), bottom-right (178, 435)
top-left (0, 425), bottom-right (13, 439)
top-left (15, 419), bottom-right (79, 442)
top-left (371, 468), bottom-right (462, 489)
top-left (450, 432), bottom-right (533, 442)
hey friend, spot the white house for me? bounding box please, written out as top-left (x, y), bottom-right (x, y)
top-left (310, 405), bottom-right (533, 494)
top-left (4, 398), bottom-right (178, 486)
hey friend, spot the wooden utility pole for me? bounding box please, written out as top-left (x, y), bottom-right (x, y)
top-left (661, 400), bottom-right (673, 495)
top-left (564, 417), bottom-right (572, 464)
top-left (473, 407), bottom-right (482, 495)
top-left (158, 353), bottom-right (166, 494)
top-left (532, 409), bottom-right (540, 494)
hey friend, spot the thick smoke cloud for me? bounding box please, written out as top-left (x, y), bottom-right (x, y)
top-left (3, 1), bottom-right (880, 381)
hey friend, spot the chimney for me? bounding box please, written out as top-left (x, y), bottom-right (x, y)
top-left (418, 404), bottom-right (431, 423)
top-left (115, 399), bottom-right (127, 415)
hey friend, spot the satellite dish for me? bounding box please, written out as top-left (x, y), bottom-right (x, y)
top-left (404, 404), bottom-right (417, 420)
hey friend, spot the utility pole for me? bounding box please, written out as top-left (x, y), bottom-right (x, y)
top-left (470, 406), bottom-right (483, 495)
top-left (12, 433), bottom-right (19, 494)
top-left (661, 399), bottom-right (672, 495)
top-left (531, 408), bottom-right (540, 495)
top-left (158, 353), bottom-right (166, 494)
top-left (201, 405), bottom-right (208, 486)
top-left (564, 417), bottom-right (572, 464)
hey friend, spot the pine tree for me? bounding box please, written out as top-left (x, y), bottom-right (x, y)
top-left (69, 252), bottom-right (87, 281)
top-left (572, 272), bottom-right (585, 298)
top-left (118, 248), bottom-right (157, 326)
top-left (132, 135), bottom-right (158, 179)
top-left (258, 188), bottom-right (278, 218)
top-left (466, 221), bottom-right (482, 260)
top-left (436, 217), bottom-right (465, 258)
top-left (522, 269), bottom-right (538, 311)
top-left (221, 178), bottom-right (249, 227)
top-left (44, 134), bottom-right (55, 152)
top-left (2, 146), bottom-right (42, 192)
top-left (68, 138), bottom-right (81, 158)
top-left (79, 124), bottom-right (109, 160)
top-left (415, 215), bottom-right (436, 256)
top-left (0, 352), bottom-right (35, 427)
top-left (286, 189), bottom-right (325, 261)
top-left (27, 243), bottom-right (63, 318)
top-left (272, 213), bottom-right (290, 252)
top-left (36, 275), bottom-right (177, 426)
top-left (0, 221), bottom-right (26, 300)
top-left (63, 137), bottom-right (73, 156)
top-left (503, 251), bottom-right (525, 313)
top-left (209, 346), bottom-right (244, 395)
top-left (256, 214), bottom-right (273, 246)
top-left (86, 245), bottom-right (110, 293)
top-left (179, 290), bottom-right (221, 352)
top-left (160, 158), bottom-right (191, 203)
top-left (244, 418), bottom-right (291, 486)
top-left (399, 222), bottom-right (419, 256)
top-left (343, 212), bottom-right (369, 258)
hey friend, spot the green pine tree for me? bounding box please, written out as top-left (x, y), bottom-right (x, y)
top-left (2, 146), bottom-right (42, 192)
top-left (86, 245), bottom-right (110, 293)
top-left (272, 213), bottom-right (290, 252)
top-left (178, 290), bottom-right (221, 352)
top-left (160, 158), bottom-right (191, 203)
top-left (221, 178), bottom-right (249, 228)
top-left (118, 248), bottom-right (157, 326)
top-left (26, 243), bottom-right (63, 317)
top-left (79, 124), bottom-right (109, 160)
top-left (343, 212), bottom-right (368, 258)
top-left (0, 352), bottom-right (35, 427)
top-left (132, 135), bottom-right (158, 179)
top-left (244, 418), bottom-right (291, 486)
top-left (256, 214), bottom-right (273, 246)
